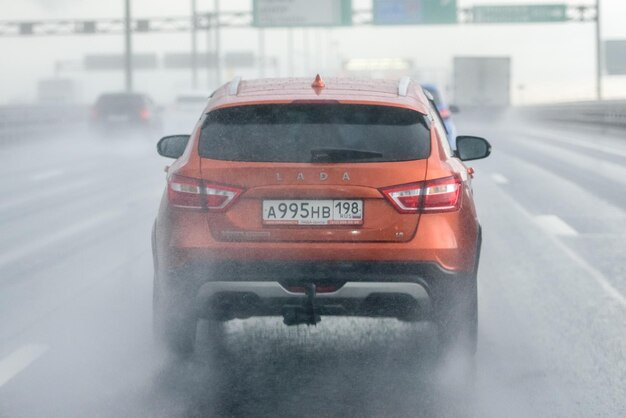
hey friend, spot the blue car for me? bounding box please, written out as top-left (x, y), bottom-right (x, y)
top-left (421, 83), bottom-right (458, 150)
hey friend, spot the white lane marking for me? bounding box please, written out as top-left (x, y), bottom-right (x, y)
top-left (495, 187), bottom-right (626, 309)
top-left (525, 130), bottom-right (626, 159)
top-left (30, 169), bottom-right (64, 182)
top-left (534, 215), bottom-right (578, 237)
top-left (491, 173), bottom-right (509, 185)
top-left (515, 137), bottom-right (626, 186)
top-left (0, 345), bottom-right (49, 387)
top-left (127, 187), bottom-right (164, 203)
top-left (0, 178), bottom-right (95, 212)
top-left (0, 210), bottom-right (122, 269)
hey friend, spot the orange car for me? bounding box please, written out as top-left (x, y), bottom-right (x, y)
top-left (152, 76), bottom-right (491, 357)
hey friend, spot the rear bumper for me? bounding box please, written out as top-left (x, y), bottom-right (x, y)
top-left (197, 281), bottom-right (431, 320)
top-left (160, 260), bottom-right (472, 321)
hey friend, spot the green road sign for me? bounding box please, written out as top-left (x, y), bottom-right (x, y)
top-left (253, 0), bottom-right (352, 28)
top-left (472, 4), bottom-right (567, 24)
top-left (373, 0), bottom-right (457, 25)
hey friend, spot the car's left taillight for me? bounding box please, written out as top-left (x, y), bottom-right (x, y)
top-left (380, 175), bottom-right (462, 214)
top-left (167, 174), bottom-right (243, 211)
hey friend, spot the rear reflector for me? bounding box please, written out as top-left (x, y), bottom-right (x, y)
top-left (380, 175), bottom-right (462, 213)
top-left (168, 174), bottom-right (243, 211)
top-left (285, 284), bottom-right (342, 294)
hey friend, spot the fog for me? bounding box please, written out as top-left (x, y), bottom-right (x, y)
top-left (1, 0), bottom-right (626, 103)
top-left (1, 1), bottom-right (626, 418)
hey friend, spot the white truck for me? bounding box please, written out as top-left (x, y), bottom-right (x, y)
top-left (453, 56), bottom-right (511, 107)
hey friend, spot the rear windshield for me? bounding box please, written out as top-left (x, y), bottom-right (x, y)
top-left (199, 104), bottom-right (431, 163)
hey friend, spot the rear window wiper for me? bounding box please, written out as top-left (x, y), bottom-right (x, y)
top-left (310, 148), bottom-right (384, 162)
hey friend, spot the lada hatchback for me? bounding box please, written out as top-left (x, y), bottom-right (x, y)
top-left (153, 76), bottom-right (491, 358)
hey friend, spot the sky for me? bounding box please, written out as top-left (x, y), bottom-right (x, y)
top-left (0, 0), bottom-right (625, 104)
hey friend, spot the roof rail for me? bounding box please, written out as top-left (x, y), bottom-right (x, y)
top-left (228, 76), bottom-right (242, 96)
top-left (398, 76), bottom-right (411, 97)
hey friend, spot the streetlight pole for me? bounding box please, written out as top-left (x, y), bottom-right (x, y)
top-left (287, 28), bottom-right (294, 76)
top-left (595, 0), bottom-right (602, 100)
top-left (303, 29), bottom-right (309, 75)
top-left (258, 28), bottom-right (265, 78)
top-left (214, 0), bottom-right (221, 86)
top-left (206, 12), bottom-right (213, 89)
top-left (191, 0), bottom-right (198, 89)
top-left (124, 0), bottom-right (132, 92)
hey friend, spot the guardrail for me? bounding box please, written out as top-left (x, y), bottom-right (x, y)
top-left (522, 100), bottom-right (626, 129)
top-left (0, 104), bottom-right (88, 143)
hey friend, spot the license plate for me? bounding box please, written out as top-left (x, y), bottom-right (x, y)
top-left (262, 200), bottom-right (363, 225)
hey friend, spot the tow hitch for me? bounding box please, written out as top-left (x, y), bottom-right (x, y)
top-left (282, 283), bottom-right (321, 326)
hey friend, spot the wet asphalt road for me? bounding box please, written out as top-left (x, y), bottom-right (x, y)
top-left (0, 112), bottom-right (625, 417)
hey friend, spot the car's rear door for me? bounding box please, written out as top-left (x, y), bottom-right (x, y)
top-left (198, 103), bottom-right (431, 243)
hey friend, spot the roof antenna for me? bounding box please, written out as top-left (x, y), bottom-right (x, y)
top-left (311, 74), bottom-right (325, 89)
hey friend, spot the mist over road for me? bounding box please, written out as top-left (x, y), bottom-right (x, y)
top-left (0, 112), bottom-right (624, 417)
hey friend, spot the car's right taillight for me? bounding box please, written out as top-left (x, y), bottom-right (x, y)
top-left (167, 174), bottom-right (243, 211)
top-left (139, 107), bottom-right (151, 121)
top-left (380, 175), bottom-right (462, 214)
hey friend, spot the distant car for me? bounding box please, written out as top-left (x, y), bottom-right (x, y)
top-left (91, 92), bottom-right (162, 135)
top-left (421, 83), bottom-right (459, 149)
top-left (152, 76), bottom-right (491, 361)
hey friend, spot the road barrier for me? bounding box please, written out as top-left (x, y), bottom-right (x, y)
top-left (0, 104), bottom-right (88, 143)
top-left (522, 100), bottom-right (626, 129)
